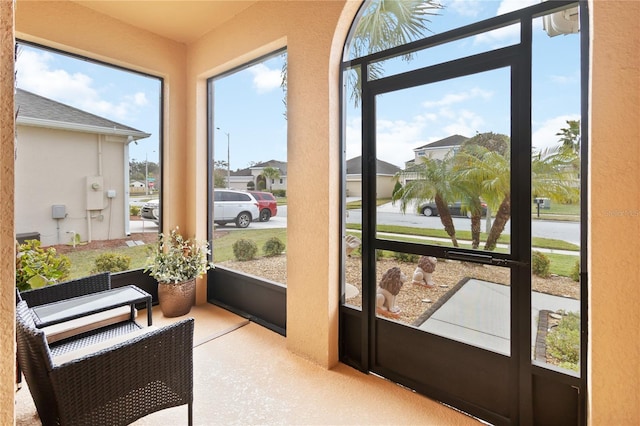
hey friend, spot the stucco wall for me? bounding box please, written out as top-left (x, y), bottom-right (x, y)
top-left (588, 1), bottom-right (640, 424)
top-left (15, 126), bottom-right (129, 246)
top-left (0, 1), bottom-right (15, 424)
top-left (2, 0), bottom-right (640, 424)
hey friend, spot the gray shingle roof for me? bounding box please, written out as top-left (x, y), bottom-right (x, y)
top-left (346, 156), bottom-right (401, 175)
top-left (414, 134), bottom-right (469, 150)
top-left (15, 88), bottom-right (147, 135)
top-left (232, 160), bottom-right (288, 176)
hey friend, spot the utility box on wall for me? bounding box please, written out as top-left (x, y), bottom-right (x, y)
top-left (51, 204), bottom-right (66, 219)
top-left (86, 176), bottom-right (104, 210)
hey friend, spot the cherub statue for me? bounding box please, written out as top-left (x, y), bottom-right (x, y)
top-left (376, 267), bottom-right (407, 319)
top-left (412, 256), bottom-right (437, 288)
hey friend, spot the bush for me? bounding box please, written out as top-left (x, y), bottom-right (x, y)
top-left (91, 252), bottom-right (131, 274)
top-left (392, 251), bottom-right (419, 263)
top-left (546, 311), bottom-right (580, 371)
top-left (16, 240), bottom-right (71, 291)
top-left (570, 259), bottom-right (580, 282)
top-left (246, 181), bottom-right (255, 190)
top-left (130, 205), bottom-right (141, 216)
top-left (272, 189), bottom-right (286, 197)
top-left (233, 239), bottom-right (258, 261)
top-left (532, 251), bottom-right (550, 278)
top-left (263, 237), bottom-right (286, 257)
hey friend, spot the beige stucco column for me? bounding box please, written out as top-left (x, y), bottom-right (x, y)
top-left (588, 1), bottom-right (640, 424)
top-left (0, 1), bottom-right (15, 424)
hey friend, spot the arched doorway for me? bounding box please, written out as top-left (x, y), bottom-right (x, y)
top-left (339, 2), bottom-right (587, 424)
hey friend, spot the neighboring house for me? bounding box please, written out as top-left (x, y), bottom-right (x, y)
top-left (229, 160), bottom-right (288, 192)
top-left (346, 156), bottom-right (401, 198)
top-left (15, 89), bottom-right (150, 246)
top-left (408, 134), bottom-right (468, 167)
top-left (130, 180), bottom-right (146, 193)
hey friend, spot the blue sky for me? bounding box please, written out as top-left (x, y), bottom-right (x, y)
top-left (15, 0), bottom-right (580, 171)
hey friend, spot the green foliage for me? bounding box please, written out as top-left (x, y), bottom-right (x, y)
top-left (392, 251), bottom-right (419, 263)
top-left (570, 260), bottom-right (580, 282)
top-left (263, 237), bottom-right (286, 257)
top-left (546, 312), bottom-right (580, 371)
top-left (145, 227), bottom-right (214, 283)
top-left (91, 252), bottom-right (131, 274)
top-left (16, 240), bottom-right (71, 291)
top-left (246, 181), bottom-right (255, 190)
top-left (272, 189), bottom-right (286, 197)
top-left (232, 239), bottom-right (258, 261)
top-left (532, 251), bottom-right (551, 278)
top-left (130, 205), bottom-right (141, 216)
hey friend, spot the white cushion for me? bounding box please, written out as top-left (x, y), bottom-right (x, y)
top-left (43, 306), bottom-right (136, 344)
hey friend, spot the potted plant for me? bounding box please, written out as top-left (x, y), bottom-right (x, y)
top-left (145, 227), bottom-right (214, 317)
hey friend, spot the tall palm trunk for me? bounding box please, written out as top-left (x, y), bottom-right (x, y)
top-left (470, 214), bottom-right (481, 249)
top-left (485, 194), bottom-right (510, 251)
top-left (434, 193), bottom-right (458, 247)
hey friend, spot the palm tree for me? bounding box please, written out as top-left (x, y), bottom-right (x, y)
top-left (262, 166), bottom-right (281, 192)
top-left (455, 146), bottom-right (511, 251)
top-left (393, 154), bottom-right (459, 247)
top-left (532, 146), bottom-right (580, 204)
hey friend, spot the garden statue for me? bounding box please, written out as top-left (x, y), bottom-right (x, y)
top-left (412, 256), bottom-right (437, 288)
top-left (376, 267), bottom-right (407, 319)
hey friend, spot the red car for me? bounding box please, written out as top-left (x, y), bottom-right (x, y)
top-left (249, 191), bottom-right (278, 222)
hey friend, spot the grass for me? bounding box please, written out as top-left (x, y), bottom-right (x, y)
top-left (212, 228), bottom-right (287, 262)
top-left (65, 244), bottom-right (150, 280)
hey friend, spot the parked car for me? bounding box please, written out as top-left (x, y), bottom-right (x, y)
top-left (214, 189), bottom-right (259, 228)
top-left (249, 191), bottom-right (278, 222)
top-left (418, 201), bottom-right (487, 218)
top-left (140, 199), bottom-right (160, 224)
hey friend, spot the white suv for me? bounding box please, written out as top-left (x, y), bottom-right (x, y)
top-left (214, 189), bottom-right (259, 228)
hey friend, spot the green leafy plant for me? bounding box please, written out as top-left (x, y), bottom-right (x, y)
top-left (130, 205), bottom-right (141, 216)
top-left (145, 227), bottom-right (214, 283)
top-left (570, 259), bottom-right (580, 282)
top-left (232, 239), bottom-right (258, 261)
top-left (532, 250), bottom-right (550, 278)
top-left (546, 311), bottom-right (580, 371)
top-left (16, 239), bottom-right (71, 291)
top-left (263, 237), bottom-right (286, 257)
top-left (392, 251), bottom-right (419, 263)
top-left (91, 252), bottom-right (131, 274)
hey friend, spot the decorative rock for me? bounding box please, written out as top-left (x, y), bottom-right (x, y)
top-left (421, 298), bottom-right (432, 303)
top-left (439, 284), bottom-right (448, 288)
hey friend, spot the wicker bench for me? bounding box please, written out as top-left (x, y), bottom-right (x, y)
top-left (16, 300), bottom-right (194, 425)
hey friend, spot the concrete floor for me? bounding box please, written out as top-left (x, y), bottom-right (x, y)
top-left (15, 303), bottom-right (480, 425)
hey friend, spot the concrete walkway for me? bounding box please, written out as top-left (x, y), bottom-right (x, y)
top-left (417, 279), bottom-right (580, 356)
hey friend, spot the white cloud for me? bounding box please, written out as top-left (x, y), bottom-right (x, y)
top-left (16, 49), bottom-right (143, 122)
top-left (532, 114), bottom-right (580, 151)
top-left (248, 63), bottom-right (282, 94)
top-left (444, 0), bottom-right (484, 18)
top-left (422, 87), bottom-right (493, 108)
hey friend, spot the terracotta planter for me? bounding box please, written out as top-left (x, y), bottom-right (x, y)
top-left (157, 278), bottom-right (196, 317)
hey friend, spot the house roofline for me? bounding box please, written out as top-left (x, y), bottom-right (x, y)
top-left (17, 117), bottom-right (151, 141)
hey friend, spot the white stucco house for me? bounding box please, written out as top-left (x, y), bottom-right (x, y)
top-left (15, 89), bottom-right (150, 246)
top-left (345, 156), bottom-right (401, 198)
top-left (405, 134), bottom-right (468, 168)
top-left (228, 159), bottom-right (288, 192)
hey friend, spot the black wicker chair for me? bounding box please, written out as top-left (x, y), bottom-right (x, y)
top-left (19, 272), bottom-right (112, 307)
top-left (16, 301), bottom-right (194, 426)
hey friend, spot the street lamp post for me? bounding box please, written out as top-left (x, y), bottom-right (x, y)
top-left (216, 127), bottom-right (231, 189)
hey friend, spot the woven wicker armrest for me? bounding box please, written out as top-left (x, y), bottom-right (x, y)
top-left (20, 272), bottom-right (111, 307)
top-left (49, 318), bottom-right (194, 426)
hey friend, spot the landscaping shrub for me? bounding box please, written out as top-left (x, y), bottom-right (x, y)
top-left (91, 252), bottom-right (131, 274)
top-left (532, 250), bottom-right (550, 278)
top-left (233, 239), bottom-right (258, 261)
top-left (392, 251), bottom-right (419, 263)
top-left (16, 239), bottom-right (71, 291)
top-left (263, 237), bottom-right (286, 257)
top-left (546, 311), bottom-right (580, 371)
top-left (570, 259), bottom-right (580, 282)
top-left (130, 205), bottom-right (141, 216)
top-left (272, 189), bottom-right (286, 197)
